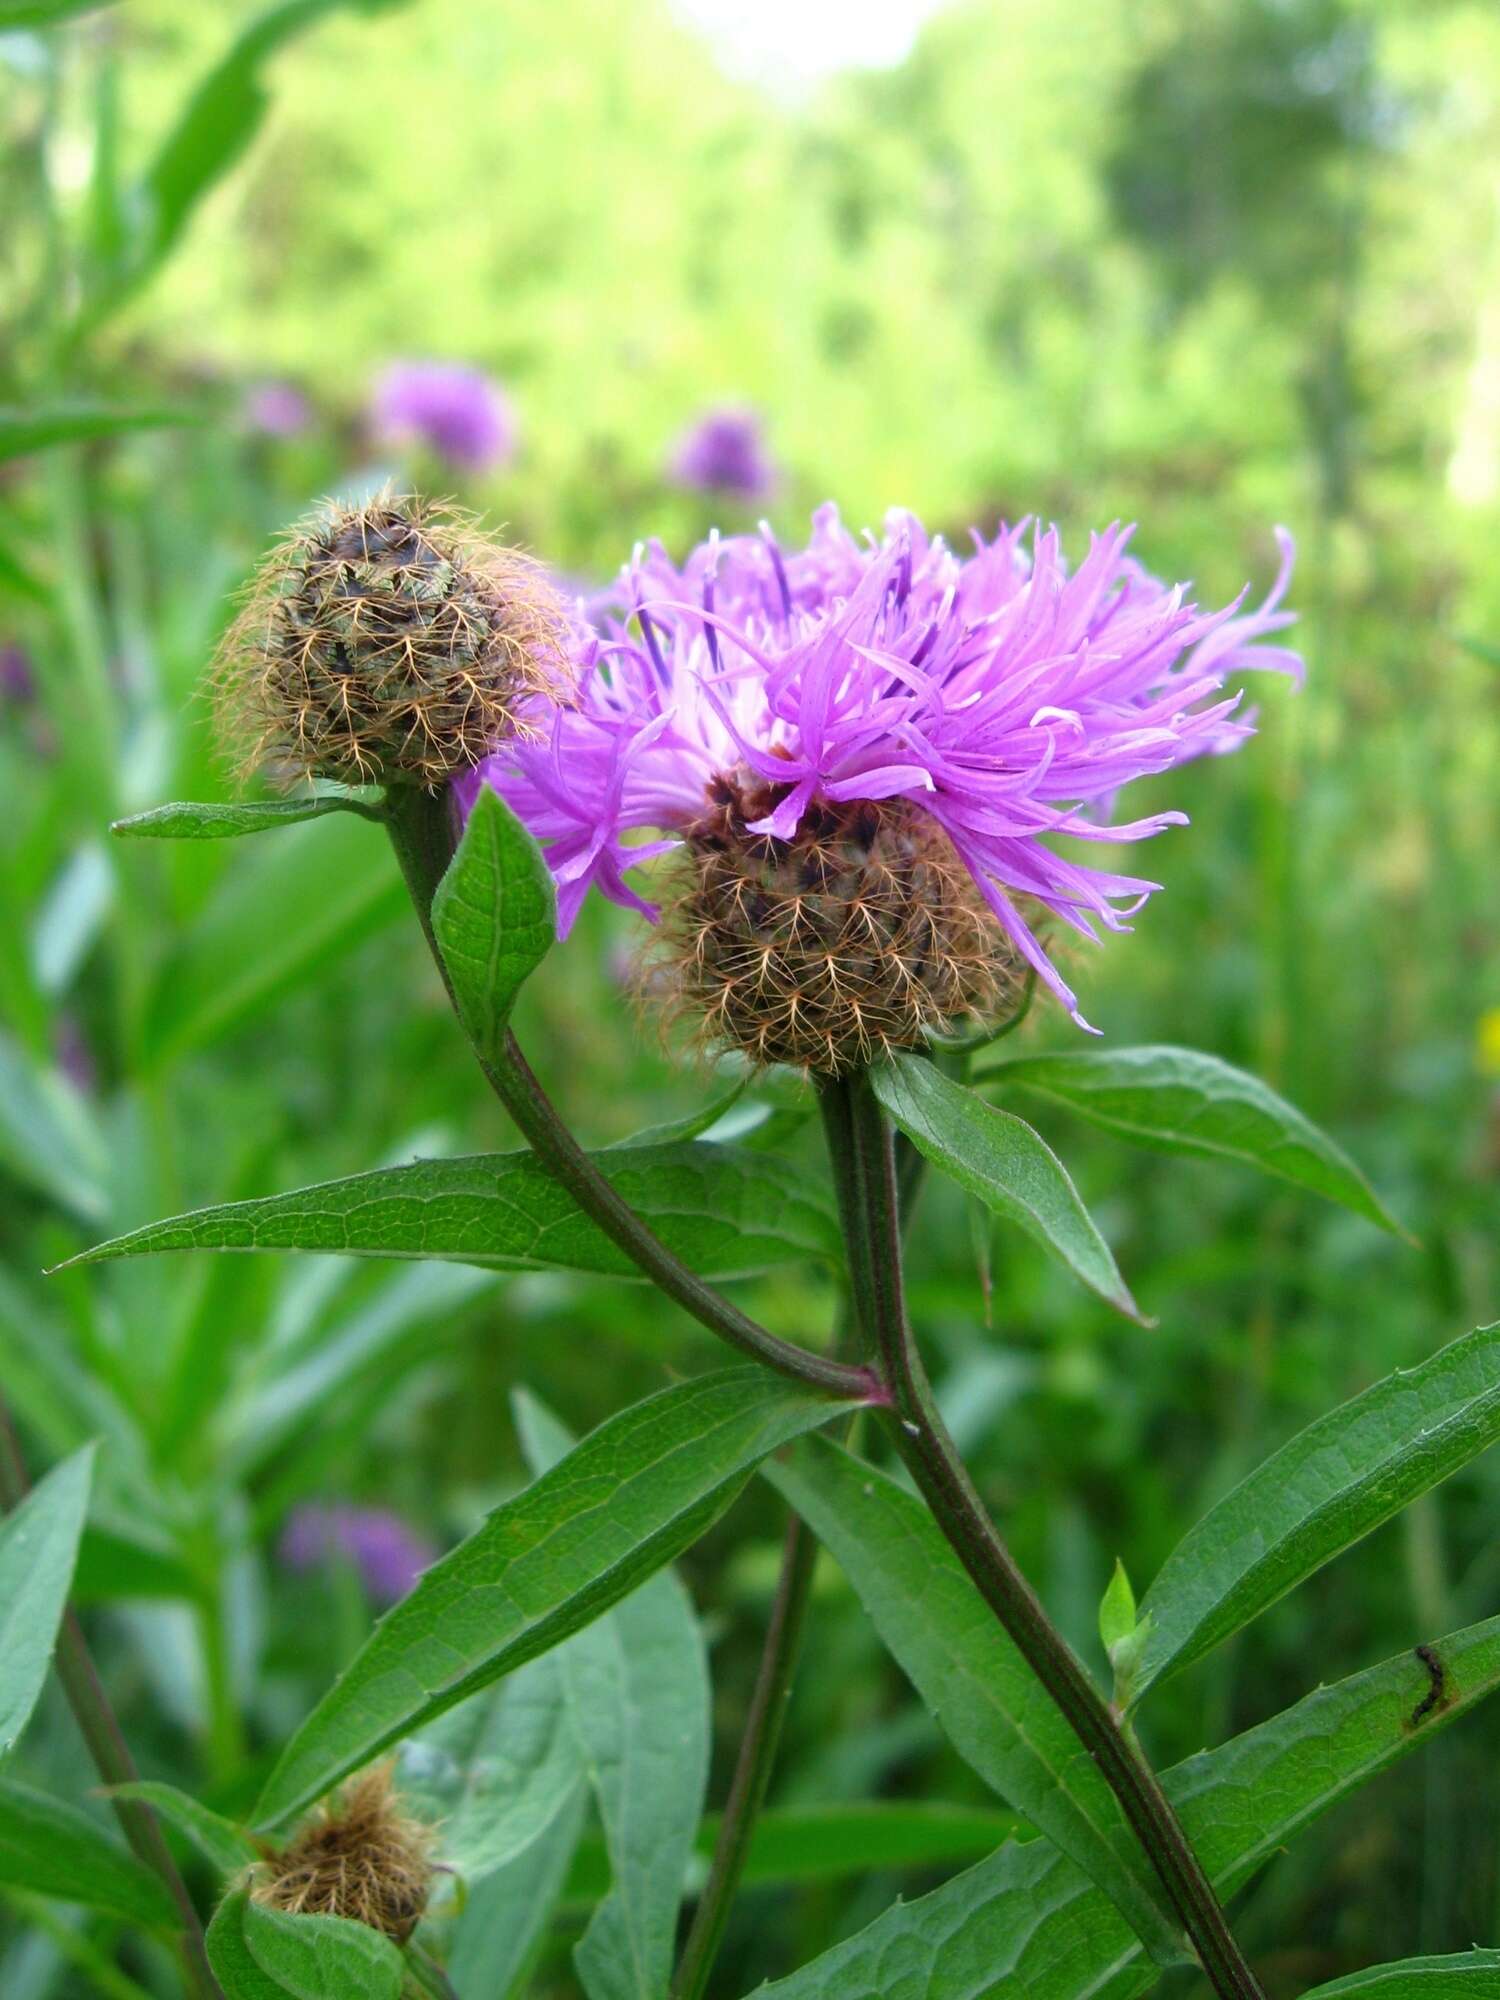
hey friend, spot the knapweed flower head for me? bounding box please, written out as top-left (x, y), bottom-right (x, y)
top-left (372, 360), bottom-right (516, 472)
top-left (214, 492), bottom-right (571, 789)
top-left (278, 1501), bottom-right (435, 1604)
top-left (244, 381), bottom-right (312, 438)
top-left (668, 406), bottom-right (779, 502)
top-left (458, 505), bottom-right (1301, 1068)
top-left (254, 1765), bottom-right (433, 1942)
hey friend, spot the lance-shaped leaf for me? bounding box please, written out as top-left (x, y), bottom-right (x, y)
top-left (1300, 1954), bottom-right (1500, 1998)
top-left (0, 403), bottom-right (195, 462)
top-left (871, 1053), bottom-right (1143, 1321)
top-left (432, 782), bottom-right (556, 1059)
top-left (751, 1611), bottom-right (1500, 2000)
top-left (0, 1445), bottom-right (95, 1760)
top-left (515, 1392), bottom-right (710, 2000)
top-left (112, 798), bottom-right (377, 841)
top-left (396, 1652), bottom-right (584, 1882)
top-left (0, 1780), bottom-right (177, 1928)
top-left (256, 1370), bottom-right (858, 1827)
top-left (1132, 1321), bottom-right (1500, 1704)
top-left (980, 1043), bottom-right (1404, 1236)
top-left (448, 1787), bottom-right (587, 2000)
top-left (107, 1782), bottom-right (258, 1881)
top-left (766, 1437), bottom-right (1183, 1963)
top-left (60, 1142), bottom-right (838, 1282)
top-left (0, 0), bottom-right (120, 23)
top-left (0, 1031), bottom-right (109, 1223)
top-left (206, 1891), bottom-right (404, 2000)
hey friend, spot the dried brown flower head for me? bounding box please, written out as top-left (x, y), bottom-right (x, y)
top-left (215, 492), bottom-right (571, 788)
top-left (253, 1765), bottom-right (433, 1944)
top-left (652, 772), bottom-right (1027, 1075)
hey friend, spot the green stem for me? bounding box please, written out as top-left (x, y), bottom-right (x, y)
top-left (825, 1072), bottom-right (1267, 2000)
top-left (382, 785), bottom-right (877, 1405)
top-left (0, 1402), bottom-right (222, 2000)
top-left (671, 1511), bottom-right (819, 2000)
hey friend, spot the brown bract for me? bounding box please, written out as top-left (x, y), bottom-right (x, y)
top-left (652, 773), bottom-right (1026, 1075)
top-left (214, 492), bottom-right (572, 788)
top-left (252, 1765), bottom-right (433, 1944)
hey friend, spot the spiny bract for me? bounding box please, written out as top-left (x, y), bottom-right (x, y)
top-left (216, 492), bottom-right (570, 788)
top-left (655, 774), bottom-right (1025, 1073)
top-left (252, 1765), bottom-right (432, 1944)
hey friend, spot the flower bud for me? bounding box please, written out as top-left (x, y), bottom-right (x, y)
top-left (215, 493), bottom-right (570, 788)
top-left (253, 1765), bottom-right (432, 1944)
top-left (656, 774), bottom-right (1026, 1074)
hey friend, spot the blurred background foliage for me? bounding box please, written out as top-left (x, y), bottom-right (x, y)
top-left (2, 0), bottom-right (1500, 1993)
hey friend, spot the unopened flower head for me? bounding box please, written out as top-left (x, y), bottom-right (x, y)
top-left (215, 492), bottom-right (572, 789)
top-left (373, 360), bottom-right (516, 472)
top-left (457, 506), bottom-right (1301, 1066)
top-left (668, 406), bottom-right (779, 502)
top-left (254, 1765), bottom-right (432, 1943)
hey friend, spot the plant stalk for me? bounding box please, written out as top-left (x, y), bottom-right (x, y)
top-left (383, 784), bottom-right (877, 1405)
top-left (671, 1512), bottom-right (819, 2000)
top-left (0, 1401), bottom-right (222, 2000)
top-left (825, 1072), bottom-right (1268, 2000)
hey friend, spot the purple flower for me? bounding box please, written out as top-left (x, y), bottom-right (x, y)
top-left (372, 361), bottom-right (516, 473)
top-left (244, 382), bottom-right (312, 438)
top-left (0, 644), bottom-right (35, 705)
top-left (456, 507), bottom-right (1301, 1030)
top-left (668, 407), bottom-right (778, 501)
top-left (278, 1503), bottom-right (436, 1606)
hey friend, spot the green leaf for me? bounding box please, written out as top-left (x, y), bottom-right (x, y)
top-left (515, 1391), bottom-right (710, 2000)
top-left (0, 1445), bottom-right (95, 1760)
top-left (206, 1890), bottom-right (404, 2000)
top-left (564, 1803), bottom-right (1024, 1902)
top-left (112, 798), bottom-right (377, 841)
top-left (0, 0), bottom-right (119, 24)
top-left (447, 1787), bottom-right (586, 2000)
top-left (765, 1437), bottom-right (1184, 1965)
top-left (871, 1052), bottom-right (1144, 1321)
top-left (140, 810), bottom-right (405, 1067)
top-left (981, 1043), bottom-right (1404, 1236)
top-left (0, 1030), bottom-right (109, 1223)
top-left (73, 1523), bottom-right (206, 1606)
top-left (1300, 1954), bottom-right (1500, 1997)
top-left (753, 1611), bottom-right (1500, 2000)
top-left (431, 782), bottom-right (556, 1062)
top-left (396, 1651), bottom-right (584, 1881)
top-left (1097, 1560), bottom-right (1137, 1659)
top-left (107, 1782), bottom-right (257, 1881)
top-left (0, 1780), bottom-right (177, 1928)
top-left (256, 1370), bottom-right (856, 1828)
top-left (0, 404), bottom-right (195, 463)
top-left (62, 1141), bottom-right (839, 1282)
top-left (1133, 1321), bottom-right (1500, 1703)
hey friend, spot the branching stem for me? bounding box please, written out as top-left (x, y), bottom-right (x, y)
top-left (0, 1400), bottom-right (222, 2000)
top-left (383, 784), bottom-right (878, 1404)
top-left (824, 1071), bottom-right (1268, 2000)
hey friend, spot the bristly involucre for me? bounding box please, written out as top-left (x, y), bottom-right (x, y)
top-left (455, 505), bottom-right (1303, 1051)
top-left (253, 1765), bottom-right (432, 1944)
top-left (215, 493), bottom-right (571, 789)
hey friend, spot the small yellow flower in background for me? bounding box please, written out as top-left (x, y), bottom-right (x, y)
top-left (1477, 1007), bottom-right (1500, 1078)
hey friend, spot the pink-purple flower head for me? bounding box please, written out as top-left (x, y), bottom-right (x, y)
top-left (457, 505), bottom-right (1301, 1046)
top-left (668, 406), bottom-right (779, 502)
top-left (279, 1503), bottom-right (435, 1606)
top-left (372, 361), bottom-right (517, 473)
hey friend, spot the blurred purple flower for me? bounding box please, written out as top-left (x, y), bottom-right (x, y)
top-left (54, 1015), bottom-right (96, 1096)
top-left (668, 406), bottom-right (778, 501)
top-left (278, 1503), bottom-right (436, 1606)
top-left (372, 361), bottom-right (516, 472)
top-left (0, 644), bottom-right (35, 705)
top-left (458, 506), bottom-right (1301, 1030)
top-left (245, 382), bottom-right (312, 438)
